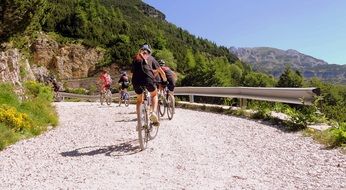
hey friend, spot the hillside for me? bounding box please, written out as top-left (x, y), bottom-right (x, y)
top-left (230, 47), bottom-right (346, 83)
top-left (0, 0), bottom-right (237, 73)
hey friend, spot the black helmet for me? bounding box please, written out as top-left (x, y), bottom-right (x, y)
top-left (158, 59), bottom-right (165, 66)
top-left (140, 44), bottom-right (152, 54)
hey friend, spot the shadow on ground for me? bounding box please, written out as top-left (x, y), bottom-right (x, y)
top-left (60, 139), bottom-right (141, 157)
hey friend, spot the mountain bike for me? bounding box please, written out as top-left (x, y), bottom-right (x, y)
top-left (158, 85), bottom-right (175, 120)
top-left (100, 88), bottom-right (112, 105)
top-left (54, 91), bottom-right (63, 102)
top-left (118, 90), bottom-right (130, 107)
top-left (137, 88), bottom-right (159, 150)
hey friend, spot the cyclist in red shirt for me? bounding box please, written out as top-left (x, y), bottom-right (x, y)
top-left (98, 70), bottom-right (112, 93)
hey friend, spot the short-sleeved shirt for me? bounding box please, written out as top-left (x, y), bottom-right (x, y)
top-left (131, 55), bottom-right (159, 85)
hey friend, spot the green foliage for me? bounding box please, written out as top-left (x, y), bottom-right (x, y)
top-left (306, 123), bottom-right (346, 148)
top-left (153, 48), bottom-right (177, 70)
top-left (0, 123), bottom-right (19, 150)
top-left (0, 82), bottom-right (58, 150)
top-left (307, 77), bottom-right (346, 123)
top-left (243, 72), bottom-right (276, 87)
top-left (327, 123), bottom-right (346, 147)
top-left (24, 81), bottom-right (54, 101)
top-left (0, 0), bottom-right (46, 41)
top-left (277, 67), bottom-right (303, 87)
top-left (2, 0), bottom-right (239, 73)
top-left (0, 84), bottom-right (20, 108)
top-left (65, 87), bottom-right (89, 95)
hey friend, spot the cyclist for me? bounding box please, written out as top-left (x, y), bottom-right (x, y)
top-left (98, 70), bottom-right (112, 94)
top-left (118, 71), bottom-right (130, 101)
top-left (131, 44), bottom-right (167, 129)
top-left (157, 59), bottom-right (177, 94)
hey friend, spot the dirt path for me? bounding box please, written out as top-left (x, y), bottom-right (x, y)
top-left (0, 102), bottom-right (345, 189)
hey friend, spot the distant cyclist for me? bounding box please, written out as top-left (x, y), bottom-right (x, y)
top-left (118, 71), bottom-right (130, 100)
top-left (98, 70), bottom-right (112, 93)
top-left (157, 59), bottom-right (177, 94)
top-left (131, 44), bottom-right (167, 128)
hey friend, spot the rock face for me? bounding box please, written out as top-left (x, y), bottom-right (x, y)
top-left (0, 49), bottom-right (21, 85)
top-left (0, 33), bottom-right (105, 88)
top-left (139, 2), bottom-right (166, 20)
top-left (230, 47), bottom-right (328, 69)
top-left (31, 34), bottom-right (104, 80)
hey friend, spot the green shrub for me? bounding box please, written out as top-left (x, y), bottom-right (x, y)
top-left (0, 123), bottom-right (19, 150)
top-left (0, 84), bottom-right (20, 107)
top-left (65, 87), bottom-right (88, 95)
top-left (0, 82), bottom-right (58, 150)
top-left (326, 123), bottom-right (346, 147)
top-left (24, 81), bottom-right (53, 101)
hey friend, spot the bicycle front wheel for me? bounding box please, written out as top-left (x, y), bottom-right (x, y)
top-left (100, 93), bottom-right (105, 105)
top-left (158, 95), bottom-right (166, 117)
top-left (167, 94), bottom-right (175, 120)
top-left (138, 103), bottom-right (149, 150)
top-left (106, 90), bottom-right (112, 105)
top-left (149, 108), bottom-right (159, 140)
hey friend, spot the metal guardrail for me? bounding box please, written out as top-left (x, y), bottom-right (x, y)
top-left (59, 87), bottom-right (319, 106)
top-left (174, 87), bottom-right (319, 105)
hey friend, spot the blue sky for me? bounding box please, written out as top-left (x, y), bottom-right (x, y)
top-left (143, 0), bottom-right (346, 65)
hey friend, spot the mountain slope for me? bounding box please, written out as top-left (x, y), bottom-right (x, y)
top-left (230, 47), bottom-right (346, 83)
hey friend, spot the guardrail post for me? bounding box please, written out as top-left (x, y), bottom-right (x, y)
top-left (240, 98), bottom-right (247, 108)
top-left (189, 95), bottom-right (194, 103)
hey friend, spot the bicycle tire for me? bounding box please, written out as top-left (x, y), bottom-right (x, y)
top-left (147, 107), bottom-right (159, 140)
top-left (138, 102), bottom-right (149, 150)
top-left (158, 95), bottom-right (166, 117)
top-left (100, 93), bottom-right (105, 105)
top-left (167, 94), bottom-right (175, 120)
top-left (106, 90), bottom-right (112, 105)
top-left (124, 93), bottom-right (130, 107)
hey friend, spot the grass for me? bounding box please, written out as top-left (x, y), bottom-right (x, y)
top-left (0, 82), bottom-right (58, 151)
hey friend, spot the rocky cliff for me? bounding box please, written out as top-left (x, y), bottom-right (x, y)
top-left (0, 33), bottom-right (106, 88)
top-left (31, 34), bottom-right (104, 80)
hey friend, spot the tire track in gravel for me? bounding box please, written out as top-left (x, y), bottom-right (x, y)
top-left (0, 102), bottom-right (345, 189)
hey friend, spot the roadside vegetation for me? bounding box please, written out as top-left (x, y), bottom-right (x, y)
top-left (0, 82), bottom-right (58, 150)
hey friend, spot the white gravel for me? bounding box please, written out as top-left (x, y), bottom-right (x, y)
top-left (0, 102), bottom-right (345, 190)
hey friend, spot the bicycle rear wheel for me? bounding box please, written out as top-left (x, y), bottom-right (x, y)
top-left (167, 94), bottom-right (175, 120)
top-left (138, 103), bottom-right (149, 150)
top-left (124, 93), bottom-right (130, 107)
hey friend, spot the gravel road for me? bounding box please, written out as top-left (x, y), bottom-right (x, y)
top-left (0, 102), bottom-right (345, 189)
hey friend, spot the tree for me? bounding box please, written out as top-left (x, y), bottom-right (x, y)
top-left (153, 48), bottom-right (177, 70)
top-left (276, 67), bottom-right (303, 87)
top-left (243, 72), bottom-right (276, 87)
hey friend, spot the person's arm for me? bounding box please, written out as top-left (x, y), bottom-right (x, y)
top-left (158, 67), bottom-right (167, 81)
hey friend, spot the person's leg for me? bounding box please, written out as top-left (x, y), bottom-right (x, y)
top-left (150, 89), bottom-right (158, 114)
top-left (134, 85), bottom-right (144, 130)
top-left (147, 82), bottom-right (159, 125)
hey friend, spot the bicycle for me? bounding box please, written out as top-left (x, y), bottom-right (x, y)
top-left (137, 88), bottom-right (159, 150)
top-left (54, 91), bottom-right (63, 102)
top-left (100, 88), bottom-right (112, 105)
top-left (158, 85), bottom-right (175, 120)
top-left (118, 90), bottom-right (130, 107)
